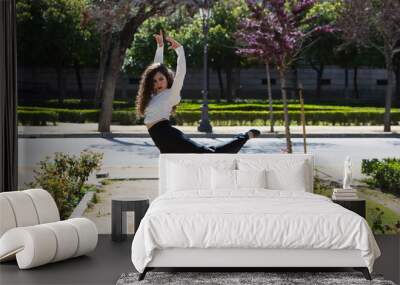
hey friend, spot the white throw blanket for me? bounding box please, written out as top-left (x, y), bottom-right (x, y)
top-left (131, 190), bottom-right (380, 273)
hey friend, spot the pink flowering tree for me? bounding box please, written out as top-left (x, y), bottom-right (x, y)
top-left (337, 0), bottom-right (400, 132)
top-left (82, 0), bottom-right (180, 132)
top-left (236, 0), bottom-right (333, 153)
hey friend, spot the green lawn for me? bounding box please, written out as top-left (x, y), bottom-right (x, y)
top-left (365, 198), bottom-right (400, 234)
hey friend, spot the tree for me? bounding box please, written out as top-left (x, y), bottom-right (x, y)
top-left (124, 17), bottom-right (178, 77)
top-left (207, 0), bottom-right (249, 102)
top-left (124, 7), bottom-right (195, 77)
top-left (83, 0), bottom-right (180, 132)
top-left (172, 0), bottom-right (249, 102)
top-left (303, 1), bottom-right (342, 99)
top-left (236, 0), bottom-right (333, 153)
top-left (125, 1), bottom-right (250, 104)
top-left (17, 0), bottom-right (98, 103)
top-left (173, 1), bottom-right (250, 102)
top-left (337, 0), bottom-right (400, 131)
top-left (335, 45), bottom-right (363, 99)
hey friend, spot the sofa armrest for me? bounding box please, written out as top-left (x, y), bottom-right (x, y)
top-left (0, 218), bottom-right (98, 269)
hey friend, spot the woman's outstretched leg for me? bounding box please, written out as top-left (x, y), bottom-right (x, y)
top-left (209, 129), bottom-right (260, 153)
top-left (148, 120), bottom-right (260, 154)
top-left (148, 120), bottom-right (216, 153)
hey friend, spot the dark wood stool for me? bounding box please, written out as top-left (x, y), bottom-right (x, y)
top-left (111, 197), bottom-right (149, 242)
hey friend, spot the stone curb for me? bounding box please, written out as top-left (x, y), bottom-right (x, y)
top-left (19, 132), bottom-right (400, 139)
top-left (69, 190), bottom-right (96, 219)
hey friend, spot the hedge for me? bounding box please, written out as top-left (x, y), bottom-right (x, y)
top-left (17, 107), bottom-right (400, 126)
top-left (18, 110), bottom-right (58, 126)
top-left (112, 111), bottom-right (138, 125)
top-left (362, 158), bottom-right (400, 196)
top-left (19, 99), bottom-right (132, 110)
top-left (19, 107), bottom-right (99, 123)
top-left (177, 103), bottom-right (354, 112)
top-left (175, 110), bottom-right (400, 126)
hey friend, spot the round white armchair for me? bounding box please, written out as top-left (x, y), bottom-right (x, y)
top-left (0, 189), bottom-right (98, 269)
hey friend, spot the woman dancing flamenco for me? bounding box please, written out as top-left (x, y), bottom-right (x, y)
top-left (135, 31), bottom-right (260, 154)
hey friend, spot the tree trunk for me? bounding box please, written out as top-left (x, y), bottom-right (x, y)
top-left (316, 64), bottom-right (324, 99)
top-left (97, 19), bottom-right (141, 132)
top-left (74, 61), bottom-right (83, 102)
top-left (279, 69), bottom-right (292, 153)
top-left (56, 66), bottom-right (65, 105)
top-left (232, 68), bottom-right (240, 101)
top-left (298, 83), bottom-right (307, 154)
top-left (395, 69), bottom-right (400, 106)
top-left (95, 8), bottom-right (163, 131)
top-left (291, 65), bottom-right (299, 100)
top-left (98, 42), bottom-right (125, 133)
top-left (94, 33), bottom-right (112, 108)
top-left (308, 60), bottom-right (323, 99)
top-left (31, 66), bottom-right (44, 100)
top-left (383, 53), bottom-right (393, 132)
top-left (394, 61), bottom-right (400, 106)
top-left (207, 57), bottom-right (210, 101)
top-left (225, 68), bottom-right (233, 103)
top-left (353, 66), bottom-right (359, 99)
top-left (265, 62), bottom-right (274, 133)
top-left (216, 67), bottom-right (223, 103)
top-left (344, 66), bottom-right (349, 99)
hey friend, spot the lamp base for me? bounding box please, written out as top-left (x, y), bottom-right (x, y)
top-left (198, 119), bottom-right (213, 133)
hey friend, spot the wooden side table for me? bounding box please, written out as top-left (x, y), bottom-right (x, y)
top-left (112, 197), bottom-right (149, 242)
top-left (332, 198), bottom-right (366, 218)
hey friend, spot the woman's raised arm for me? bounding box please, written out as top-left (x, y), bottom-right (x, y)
top-left (166, 37), bottom-right (186, 103)
top-left (153, 31), bottom-right (164, 64)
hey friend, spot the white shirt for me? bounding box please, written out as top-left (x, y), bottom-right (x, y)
top-left (144, 45), bottom-right (186, 125)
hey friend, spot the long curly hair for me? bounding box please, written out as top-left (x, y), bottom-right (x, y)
top-left (135, 63), bottom-right (175, 119)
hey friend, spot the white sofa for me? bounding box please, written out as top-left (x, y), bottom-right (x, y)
top-left (0, 189), bottom-right (98, 269)
top-left (132, 154), bottom-right (379, 281)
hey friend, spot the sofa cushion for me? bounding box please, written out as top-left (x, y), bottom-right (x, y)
top-left (0, 218), bottom-right (98, 269)
top-left (0, 196), bottom-right (17, 237)
top-left (0, 189), bottom-right (60, 238)
top-left (0, 191), bottom-right (39, 227)
top-left (24, 189), bottom-right (60, 224)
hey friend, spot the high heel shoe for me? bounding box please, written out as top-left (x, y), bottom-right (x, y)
top-left (247, 129), bottom-right (261, 138)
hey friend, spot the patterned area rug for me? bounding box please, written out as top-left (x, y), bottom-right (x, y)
top-left (116, 271), bottom-right (396, 285)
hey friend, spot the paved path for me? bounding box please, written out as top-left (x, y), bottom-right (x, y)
top-left (358, 188), bottom-right (400, 214)
top-left (19, 137), bottom-right (400, 186)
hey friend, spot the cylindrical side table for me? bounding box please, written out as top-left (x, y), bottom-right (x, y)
top-left (111, 197), bottom-right (149, 242)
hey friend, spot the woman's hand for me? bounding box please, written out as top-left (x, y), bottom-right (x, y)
top-left (153, 30), bottom-right (164, 47)
top-left (166, 36), bottom-right (181, 50)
